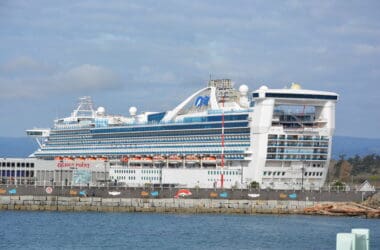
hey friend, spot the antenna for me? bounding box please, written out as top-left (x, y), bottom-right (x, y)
top-left (220, 92), bottom-right (225, 189)
top-left (73, 96), bottom-right (95, 118)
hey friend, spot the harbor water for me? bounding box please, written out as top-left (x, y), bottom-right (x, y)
top-left (0, 211), bottom-right (378, 249)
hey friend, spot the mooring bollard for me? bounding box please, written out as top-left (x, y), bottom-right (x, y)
top-left (336, 228), bottom-right (370, 250)
top-left (351, 229), bottom-right (369, 250)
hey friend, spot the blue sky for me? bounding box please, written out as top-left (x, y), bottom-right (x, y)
top-left (0, 0), bottom-right (379, 138)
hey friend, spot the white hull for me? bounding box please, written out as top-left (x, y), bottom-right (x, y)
top-left (19, 80), bottom-right (337, 190)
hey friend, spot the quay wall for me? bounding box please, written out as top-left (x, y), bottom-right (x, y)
top-left (0, 195), bottom-right (332, 214)
top-left (0, 185), bottom-right (367, 202)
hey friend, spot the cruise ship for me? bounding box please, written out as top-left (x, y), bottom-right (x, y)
top-left (1, 79), bottom-right (338, 190)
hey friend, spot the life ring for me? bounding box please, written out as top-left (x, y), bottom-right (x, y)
top-left (45, 186), bottom-right (53, 194)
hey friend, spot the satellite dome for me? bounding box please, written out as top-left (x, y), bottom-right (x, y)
top-left (239, 84), bottom-right (249, 95)
top-left (259, 85), bottom-right (268, 91)
top-left (96, 106), bottom-right (106, 115)
top-left (290, 82), bottom-right (301, 90)
top-left (129, 106), bottom-right (137, 116)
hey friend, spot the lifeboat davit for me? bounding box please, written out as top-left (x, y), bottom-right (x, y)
top-left (153, 155), bottom-right (166, 163)
top-left (185, 155), bottom-right (200, 164)
top-left (121, 157), bottom-right (129, 163)
top-left (129, 156), bottom-right (142, 163)
top-left (169, 155), bottom-right (182, 164)
top-left (140, 156), bottom-right (153, 164)
top-left (202, 156), bottom-right (218, 164)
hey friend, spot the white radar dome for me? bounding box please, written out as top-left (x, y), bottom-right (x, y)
top-left (239, 84), bottom-right (249, 95)
top-left (96, 106), bottom-right (106, 115)
top-left (129, 106), bottom-right (137, 116)
top-left (290, 82), bottom-right (302, 90)
top-left (259, 85), bottom-right (268, 91)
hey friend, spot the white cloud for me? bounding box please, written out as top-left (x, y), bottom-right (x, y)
top-left (131, 66), bottom-right (180, 85)
top-left (87, 33), bottom-right (135, 49)
top-left (1, 56), bottom-right (46, 73)
top-left (58, 64), bottom-right (120, 89)
top-left (0, 63), bottom-right (122, 98)
top-left (354, 44), bottom-right (380, 55)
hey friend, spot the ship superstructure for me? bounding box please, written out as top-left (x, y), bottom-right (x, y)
top-left (19, 79), bottom-right (338, 189)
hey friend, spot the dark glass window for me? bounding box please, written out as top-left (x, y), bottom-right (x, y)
top-left (92, 121), bottom-right (249, 134)
top-left (265, 93), bottom-right (338, 100)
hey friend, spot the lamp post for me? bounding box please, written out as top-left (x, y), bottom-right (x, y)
top-left (301, 166), bottom-right (304, 190)
top-left (60, 160), bottom-right (63, 188)
top-left (104, 159), bottom-right (108, 186)
top-left (159, 162), bottom-right (163, 189)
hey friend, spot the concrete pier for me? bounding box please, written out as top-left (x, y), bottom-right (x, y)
top-left (0, 195), bottom-right (328, 214)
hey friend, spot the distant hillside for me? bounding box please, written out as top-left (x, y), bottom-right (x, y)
top-left (0, 136), bottom-right (379, 159)
top-left (327, 154), bottom-right (380, 186)
top-left (332, 136), bottom-right (380, 159)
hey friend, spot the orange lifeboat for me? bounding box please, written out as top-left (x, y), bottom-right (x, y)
top-left (140, 156), bottom-right (153, 164)
top-left (97, 157), bottom-right (108, 161)
top-left (121, 156), bottom-right (129, 163)
top-left (54, 156), bottom-right (63, 161)
top-left (185, 155), bottom-right (200, 164)
top-left (76, 157), bottom-right (85, 161)
top-left (86, 156), bottom-right (97, 161)
top-left (169, 155), bottom-right (182, 164)
top-left (129, 156), bottom-right (142, 163)
top-left (153, 155), bottom-right (166, 163)
top-left (202, 156), bottom-right (218, 164)
top-left (63, 156), bottom-right (74, 161)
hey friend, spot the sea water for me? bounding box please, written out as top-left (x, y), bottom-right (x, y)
top-left (0, 211), bottom-right (378, 249)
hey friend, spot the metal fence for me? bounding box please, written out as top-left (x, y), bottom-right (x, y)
top-left (0, 184), bottom-right (374, 202)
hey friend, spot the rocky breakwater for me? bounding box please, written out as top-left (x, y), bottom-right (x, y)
top-left (362, 191), bottom-right (380, 209)
top-left (304, 202), bottom-right (380, 218)
top-left (1, 195), bottom-right (379, 217)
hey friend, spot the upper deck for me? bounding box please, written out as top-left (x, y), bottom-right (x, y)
top-left (47, 79), bottom-right (252, 131)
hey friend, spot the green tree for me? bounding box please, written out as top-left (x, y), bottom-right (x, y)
top-left (249, 181), bottom-right (260, 189)
top-left (331, 180), bottom-right (345, 191)
top-left (333, 154), bottom-right (346, 178)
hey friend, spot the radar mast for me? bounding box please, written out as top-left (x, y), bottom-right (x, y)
top-left (72, 96), bottom-right (95, 118)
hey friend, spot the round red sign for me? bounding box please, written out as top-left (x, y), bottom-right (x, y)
top-left (45, 186), bottom-right (53, 194)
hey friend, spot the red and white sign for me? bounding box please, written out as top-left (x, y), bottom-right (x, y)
top-left (57, 162), bottom-right (90, 168)
top-left (45, 186), bottom-right (53, 194)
